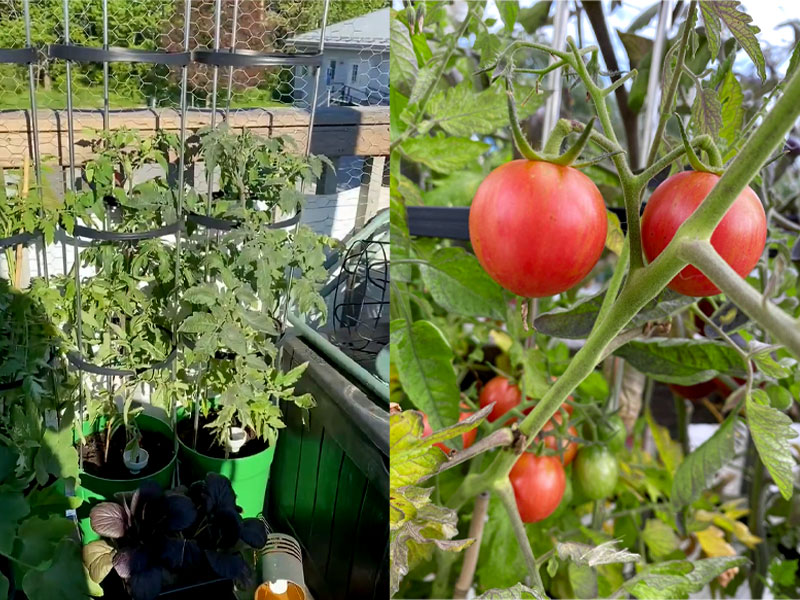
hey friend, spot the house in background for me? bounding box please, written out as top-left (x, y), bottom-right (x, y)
top-left (290, 7), bottom-right (389, 107)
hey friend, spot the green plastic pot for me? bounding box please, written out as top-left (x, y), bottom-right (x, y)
top-left (176, 416), bottom-right (275, 518)
top-left (75, 413), bottom-right (177, 543)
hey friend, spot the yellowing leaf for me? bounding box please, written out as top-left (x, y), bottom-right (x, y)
top-left (490, 330), bottom-right (513, 354)
top-left (605, 210), bottom-right (624, 256)
top-left (646, 407), bottom-right (683, 476)
top-left (696, 525), bottom-right (735, 558)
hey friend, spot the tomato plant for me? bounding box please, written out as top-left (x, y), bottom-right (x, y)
top-left (390, 1), bottom-right (800, 598)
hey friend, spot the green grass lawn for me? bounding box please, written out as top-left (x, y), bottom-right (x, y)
top-left (0, 82), bottom-right (291, 111)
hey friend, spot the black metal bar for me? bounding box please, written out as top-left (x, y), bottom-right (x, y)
top-left (48, 44), bottom-right (191, 65)
top-left (192, 49), bottom-right (322, 68)
top-left (406, 206), bottom-right (470, 240)
top-left (66, 345), bottom-right (177, 377)
top-left (69, 220), bottom-right (182, 242)
top-left (186, 212), bottom-right (301, 231)
top-left (0, 47), bottom-right (37, 64)
top-left (0, 231), bottom-right (40, 250)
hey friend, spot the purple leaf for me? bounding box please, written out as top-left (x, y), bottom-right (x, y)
top-left (90, 502), bottom-right (129, 538)
top-left (204, 550), bottom-right (251, 587)
top-left (128, 567), bottom-right (163, 600)
top-left (240, 519), bottom-right (268, 549)
top-left (205, 473), bottom-right (236, 512)
top-left (165, 493), bottom-right (197, 532)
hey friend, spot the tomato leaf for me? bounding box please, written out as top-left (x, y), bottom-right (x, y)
top-left (426, 81), bottom-right (543, 137)
top-left (390, 18), bottom-right (418, 95)
top-left (617, 30), bottom-right (653, 69)
top-left (747, 390), bottom-right (798, 500)
top-left (391, 319), bottom-right (460, 431)
top-left (642, 518), bottom-right (681, 559)
top-left (477, 497), bottom-right (529, 590)
top-left (556, 540), bottom-right (639, 566)
top-left (476, 583), bottom-right (546, 599)
top-left (671, 411), bottom-right (738, 508)
top-left (497, 0), bottom-right (518, 33)
top-left (718, 69), bottom-right (744, 148)
top-left (420, 247), bottom-right (506, 319)
top-left (613, 338), bottom-right (748, 384)
top-left (691, 84), bottom-right (723, 137)
top-left (389, 412), bottom-right (473, 597)
top-left (698, 1), bottom-right (765, 82)
top-left (620, 556), bottom-right (747, 599)
top-left (645, 406), bottom-right (683, 476)
top-left (399, 136), bottom-right (489, 173)
top-left (535, 289), bottom-right (694, 339)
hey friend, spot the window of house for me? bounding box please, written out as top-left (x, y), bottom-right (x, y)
top-left (326, 60), bottom-right (336, 85)
top-left (351, 64), bottom-right (359, 84)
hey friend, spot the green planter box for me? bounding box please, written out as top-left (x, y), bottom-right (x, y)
top-left (177, 417), bottom-right (276, 518)
top-left (75, 413), bottom-right (177, 543)
top-left (269, 336), bottom-right (388, 600)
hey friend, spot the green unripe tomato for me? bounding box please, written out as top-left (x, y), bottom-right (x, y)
top-left (574, 446), bottom-right (619, 500)
top-left (599, 414), bottom-right (627, 453)
top-left (766, 385), bottom-right (793, 411)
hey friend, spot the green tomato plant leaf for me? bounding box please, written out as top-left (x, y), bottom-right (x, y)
top-left (534, 289), bottom-right (694, 339)
top-left (614, 338), bottom-right (748, 384)
top-left (672, 411), bottom-right (738, 508)
top-left (476, 583), bottom-right (546, 599)
top-left (420, 247), bottom-right (506, 320)
top-left (555, 540), bottom-right (640, 566)
top-left (399, 136), bottom-right (489, 173)
top-left (391, 319), bottom-right (460, 431)
top-left (747, 390), bottom-right (798, 500)
top-left (621, 556), bottom-right (747, 599)
top-left (698, 1), bottom-right (766, 82)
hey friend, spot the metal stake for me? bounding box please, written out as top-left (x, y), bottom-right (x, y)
top-left (640, 0), bottom-right (673, 168)
top-left (62, 0), bottom-right (84, 470)
top-left (541, 0), bottom-right (570, 147)
top-left (224, 0), bottom-right (240, 119)
top-left (23, 0), bottom-right (47, 282)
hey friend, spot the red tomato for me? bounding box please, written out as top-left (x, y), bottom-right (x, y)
top-left (668, 380), bottom-right (718, 400)
top-left (420, 412), bottom-right (449, 454)
top-left (509, 453), bottom-right (566, 523)
top-left (469, 160), bottom-right (608, 297)
top-left (693, 298), bottom-right (716, 333)
top-left (479, 376), bottom-right (522, 424)
top-left (459, 410), bottom-right (477, 449)
top-left (641, 171), bottom-right (766, 297)
top-left (540, 413), bottom-right (578, 465)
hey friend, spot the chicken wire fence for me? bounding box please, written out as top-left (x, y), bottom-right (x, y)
top-left (0, 0), bottom-right (390, 219)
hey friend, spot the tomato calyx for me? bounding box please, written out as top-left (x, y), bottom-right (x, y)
top-left (505, 74), bottom-right (598, 168)
top-left (674, 114), bottom-right (724, 176)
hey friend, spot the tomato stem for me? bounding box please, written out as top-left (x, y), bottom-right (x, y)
top-left (674, 114), bottom-right (723, 175)
top-left (549, 117), bottom-right (597, 166)
top-left (493, 478), bottom-right (544, 590)
top-left (505, 75), bottom-right (546, 162)
top-left (680, 240), bottom-right (800, 357)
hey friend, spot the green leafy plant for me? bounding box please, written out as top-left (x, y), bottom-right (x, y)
top-left (177, 126), bottom-right (335, 452)
top-left (390, 1), bottom-right (800, 598)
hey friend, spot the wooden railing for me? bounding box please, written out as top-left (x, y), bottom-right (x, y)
top-left (0, 105), bottom-right (389, 168)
